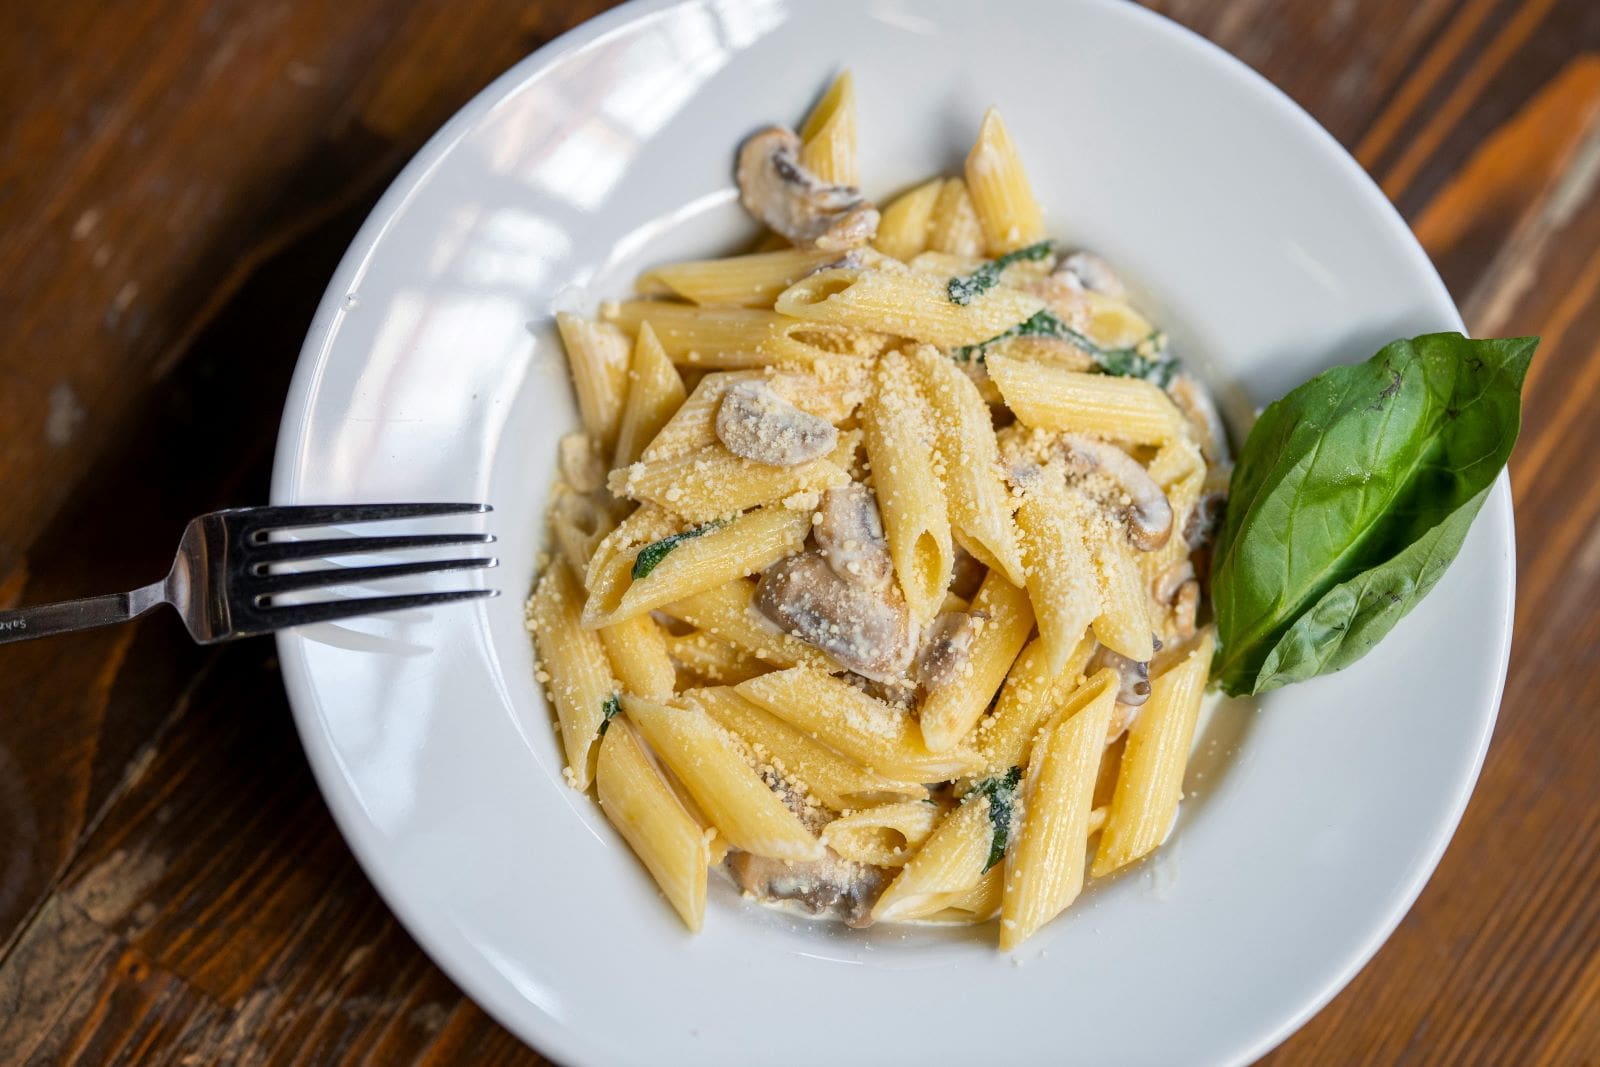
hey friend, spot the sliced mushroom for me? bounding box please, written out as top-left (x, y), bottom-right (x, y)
top-left (1056, 250), bottom-right (1128, 301)
top-left (1167, 372), bottom-right (1231, 467)
top-left (1057, 434), bottom-right (1173, 551)
top-left (814, 484), bottom-right (893, 590)
top-left (1153, 559), bottom-right (1195, 606)
top-left (915, 612), bottom-right (976, 692)
top-left (1154, 560), bottom-right (1199, 642)
top-left (754, 551), bottom-right (914, 682)
top-left (736, 126), bottom-right (879, 251)
top-left (715, 379), bottom-right (838, 467)
top-left (1184, 490), bottom-right (1226, 551)
top-left (1088, 643), bottom-right (1152, 707)
top-left (727, 849), bottom-right (890, 928)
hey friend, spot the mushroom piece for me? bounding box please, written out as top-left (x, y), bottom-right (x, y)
top-left (1166, 372), bottom-right (1232, 468)
top-left (715, 379), bottom-right (838, 467)
top-left (1184, 490), bottom-right (1226, 551)
top-left (1154, 559), bottom-right (1200, 642)
top-left (1056, 250), bottom-right (1128, 301)
top-left (1057, 434), bottom-right (1173, 551)
top-left (1088, 643), bottom-right (1152, 706)
top-left (915, 612), bottom-right (977, 693)
top-left (736, 126), bottom-right (879, 251)
top-left (754, 551), bottom-right (915, 682)
top-left (814, 484), bottom-right (893, 591)
top-left (727, 849), bottom-right (890, 928)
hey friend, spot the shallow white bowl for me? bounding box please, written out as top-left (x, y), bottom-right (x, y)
top-left (271, 1), bottom-right (1515, 1063)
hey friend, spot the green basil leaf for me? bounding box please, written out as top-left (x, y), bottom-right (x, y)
top-left (946, 240), bottom-right (1054, 305)
top-left (967, 766), bottom-right (1022, 873)
top-left (597, 693), bottom-right (622, 736)
top-left (1211, 332), bottom-right (1535, 696)
top-left (631, 521), bottom-right (725, 580)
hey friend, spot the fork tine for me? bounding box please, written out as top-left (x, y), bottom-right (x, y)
top-left (244, 502), bottom-right (491, 532)
top-left (250, 532), bottom-right (496, 564)
top-left (262, 588), bottom-right (499, 629)
top-left (253, 557), bottom-right (497, 596)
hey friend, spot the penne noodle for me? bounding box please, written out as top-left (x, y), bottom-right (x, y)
top-left (599, 612), bottom-right (677, 702)
top-left (977, 651), bottom-right (1110, 778)
top-left (987, 354), bottom-right (1188, 445)
top-left (610, 430), bottom-right (857, 524)
top-left (736, 667), bottom-right (983, 782)
top-left (661, 578), bottom-right (835, 672)
top-left (999, 674), bottom-right (1116, 949)
top-left (871, 793), bottom-right (994, 921)
top-left (874, 177), bottom-right (943, 261)
top-left (611, 323), bottom-right (687, 469)
top-left (637, 248), bottom-right (839, 308)
top-left (965, 108), bottom-right (1046, 255)
top-left (1015, 483), bottom-right (1102, 673)
top-left (582, 504), bottom-right (680, 624)
top-left (910, 345), bottom-right (1025, 585)
top-left (919, 571), bottom-right (1034, 752)
top-left (776, 267), bottom-right (1043, 349)
top-left (690, 686), bottom-right (926, 811)
top-left (860, 350), bottom-right (955, 623)
top-left (555, 313), bottom-right (631, 452)
top-left (526, 560), bottom-right (620, 790)
top-left (1093, 629), bottom-right (1214, 877)
top-left (625, 694), bottom-right (823, 862)
top-left (1088, 508), bottom-right (1157, 662)
top-left (596, 504), bottom-right (812, 627)
top-left (641, 366), bottom-right (869, 463)
top-left (798, 70), bottom-right (859, 186)
top-left (665, 630), bottom-right (768, 686)
top-left (596, 719), bottom-right (711, 931)
top-left (603, 300), bottom-right (880, 368)
top-left (927, 177), bottom-right (985, 257)
top-left (822, 801), bottom-right (942, 867)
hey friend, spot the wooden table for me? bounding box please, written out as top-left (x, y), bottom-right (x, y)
top-left (2, 0), bottom-right (1597, 1062)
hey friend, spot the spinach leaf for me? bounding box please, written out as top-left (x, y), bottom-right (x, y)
top-left (946, 240), bottom-right (1054, 305)
top-left (1210, 333), bottom-right (1535, 696)
top-left (952, 309), bottom-right (1174, 384)
top-left (967, 767), bottom-right (1023, 873)
top-left (631, 521), bottom-right (725, 580)
top-left (597, 694), bottom-right (621, 736)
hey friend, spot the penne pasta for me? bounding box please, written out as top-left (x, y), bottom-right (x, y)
top-left (599, 612), bottom-right (677, 702)
top-left (860, 350), bottom-right (955, 623)
top-left (690, 686), bottom-right (925, 811)
top-left (874, 177), bottom-right (943, 261)
top-left (1093, 629), bottom-right (1214, 877)
top-left (987, 355), bottom-right (1188, 445)
top-left (999, 674), bottom-right (1116, 949)
top-left (927, 177), bottom-right (985, 257)
top-left (871, 792), bottom-right (994, 921)
top-left (798, 70), bottom-right (858, 186)
top-left (914, 865), bottom-right (1004, 923)
top-left (660, 578), bottom-right (835, 671)
top-left (1087, 508), bottom-right (1157, 663)
top-left (610, 430), bottom-right (857, 524)
top-left (919, 570), bottom-right (1034, 752)
top-left (582, 504), bottom-right (680, 624)
top-left (641, 366), bottom-right (869, 463)
top-left (665, 630), bottom-right (768, 686)
top-left (555, 313), bottom-right (631, 451)
top-left (603, 300), bottom-right (878, 368)
top-left (526, 560), bottom-right (619, 790)
top-left (595, 718), bottom-right (711, 931)
top-left (1015, 483), bottom-right (1102, 673)
top-left (736, 667), bottom-right (983, 782)
top-left (965, 108), bottom-right (1046, 255)
top-left (625, 695), bottom-right (823, 862)
top-left (776, 267), bottom-right (1043, 349)
top-left (612, 323), bottom-right (687, 469)
top-left (596, 504), bottom-right (812, 627)
top-left (637, 248), bottom-right (839, 308)
top-left (978, 652), bottom-right (1110, 777)
top-left (822, 801), bottom-right (942, 867)
top-left (910, 345), bottom-right (1025, 585)
top-left (548, 483), bottom-right (615, 578)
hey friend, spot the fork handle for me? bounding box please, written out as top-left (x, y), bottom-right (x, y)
top-left (0, 583), bottom-right (167, 644)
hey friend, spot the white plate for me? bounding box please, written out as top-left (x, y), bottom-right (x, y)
top-left (271, 1), bottom-right (1515, 1063)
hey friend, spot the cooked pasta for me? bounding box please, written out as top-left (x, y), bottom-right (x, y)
top-left (526, 77), bottom-right (1226, 947)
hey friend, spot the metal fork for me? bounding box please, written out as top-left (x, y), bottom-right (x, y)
top-left (0, 503), bottom-right (498, 645)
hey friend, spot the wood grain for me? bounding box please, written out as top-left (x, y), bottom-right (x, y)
top-left (1, 0), bottom-right (1597, 1063)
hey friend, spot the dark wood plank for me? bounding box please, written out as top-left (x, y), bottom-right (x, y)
top-left (1, 0), bottom-right (1596, 1063)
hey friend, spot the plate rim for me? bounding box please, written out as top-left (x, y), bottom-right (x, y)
top-left (270, 1), bottom-right (1517, 1062)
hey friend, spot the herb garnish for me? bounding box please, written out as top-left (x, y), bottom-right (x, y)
top-left (952, 309), bottom-right (1174, 384)
top-left (967, 767), bottom-right (1023, 873)
top-left (631, 521), bottom-right (726, 580)
top-left (946, 240), bottom-right (1055, 305)
top-left (597, 693), bottom-right (622, 736)
top-left (1211, 333), bottom-right (1535, 695)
